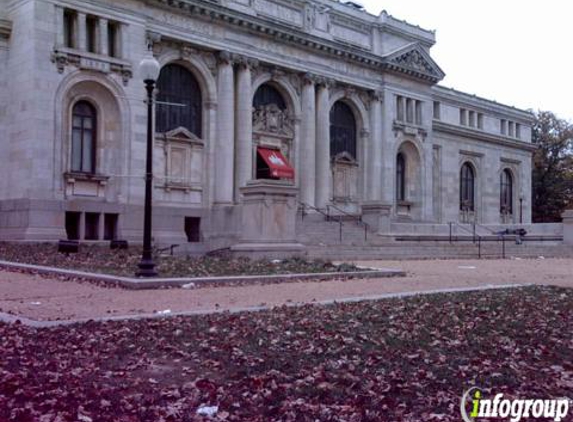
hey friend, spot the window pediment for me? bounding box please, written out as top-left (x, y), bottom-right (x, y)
top-left (162, 127), bottom-right (204, 146)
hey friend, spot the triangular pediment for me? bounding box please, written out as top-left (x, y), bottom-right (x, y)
top-left (383, 43), bottom-right (445, 83)
top-left (163, 127), bottom-right (203, 144)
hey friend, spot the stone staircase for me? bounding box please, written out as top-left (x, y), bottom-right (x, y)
top-left (296, 211), bottom-right (573, 260)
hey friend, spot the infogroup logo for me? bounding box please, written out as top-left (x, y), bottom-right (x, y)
top-left (460, 387), bottom-right (570, 422)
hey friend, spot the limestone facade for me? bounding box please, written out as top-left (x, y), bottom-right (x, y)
top-left (0, 0), bottom-right (535, 249)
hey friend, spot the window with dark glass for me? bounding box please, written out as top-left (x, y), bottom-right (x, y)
top-left (156, 64), bottom-right (202, 136)
top-left (396, 153), bottom-right (406, 201)
top-left (330, 101), bottom-right (357, 159)
top-left (253, 84), bottom-right (286, 110)
top-left (65, 212), bottom-right (81, 241)
top-left (108, 22), bottom-right (119, 58)
top-left (500, 169), bottom-right (513, 214)
top-left (63, 9), bottom-right (76, 48)
top-left (185, 217), bottom-right (201, 242)
top-left (85, 213), bottom-right (100, 240)
top-left (86, 15), bottom-right (97, 53)
top-left (71, 101), bottom-right (97, 173)
top-left (460, 163), bottom-right (475, 211)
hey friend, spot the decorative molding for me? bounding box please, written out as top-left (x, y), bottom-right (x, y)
top-left (51, 48), bottom-right (133, 86)
top-left (433, 121), bottom-right (537, 152)
top-left (501, 157), bottom-right (522, 165)
top-left (253, 104), bottom-right (294, 138)
top-left (384, 43), bottom-right (445, 82)
top-left (459, 149), bottom-right (484, 158)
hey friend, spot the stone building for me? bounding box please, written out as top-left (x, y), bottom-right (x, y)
top-left (0, 0), bottom-right (535, 253)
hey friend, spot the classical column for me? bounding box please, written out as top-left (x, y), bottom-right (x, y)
top-left (77, 12), bottom-right (86, 51)
top-left (215, 51), bottom-right (235, 204)
top-left (234, 57), bottom-right (255, 201)
top-left (300, 74), bottom-right (317, 206)
top-left (368, 91), bottom-right (383, 201)
top-left (315, 79), bottom-right (331, 208)
top-left (99, 18), bottom-right (109, 56)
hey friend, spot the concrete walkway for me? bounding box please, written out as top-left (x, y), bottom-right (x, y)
top-left (0, 257), bottom-right (571, 323)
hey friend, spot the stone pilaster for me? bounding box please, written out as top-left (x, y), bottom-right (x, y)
top-left (215, 51), bottom-right (235, 204)
top-left (99, 18), bottom-right (109, 56)
top-left (300, 73), bottom-right (317, 206)
top-left (77, 12), bottom-right (86, 51)
top-left (234, 56), bottom-right (256, 201)
top-left (315, 79), bottom-right (330, 208)
top-left (367, 91), bottom-right (383, 201)
top-left (55, 6), bottom-right (64, 47)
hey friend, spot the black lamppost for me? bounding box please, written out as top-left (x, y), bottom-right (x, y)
top-left (519, 196), bottom-right (524, 224)
top-left (136, 51), bottom-right (161, 277)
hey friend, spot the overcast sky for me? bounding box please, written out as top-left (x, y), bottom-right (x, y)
top-left (359, 0), bottom-right (572, 121)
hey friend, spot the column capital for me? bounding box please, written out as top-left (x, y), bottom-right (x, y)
top-left (369, 89), bottom-right (384, 103)
top-left (302, 72), bottom-right (319, 85)
top-left (217, 50), bottom-right (234, 66)
top-left (316, 76), bottom-right (335, 89)
top-left (234, 55), bottom-right (259, 70)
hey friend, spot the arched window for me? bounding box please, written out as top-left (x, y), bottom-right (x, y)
top-left (500, 169), bottom-right (513, 214)
top-left (253, 84), bottom-right (286, 110)
top-left (460, 163), bottom-right (475, 211)
top-left (71, 101), bottom-right (97, 173)
top-left (396, 153), bottom-right (406, 201)
top-left (330, 101), bottom-right (357, 159)
top-left (156, 64), bottom-right (202, 136)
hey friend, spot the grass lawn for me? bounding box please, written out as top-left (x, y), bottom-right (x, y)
top-left (1, 286), bottom-right (572, 421)
top-left (0, 243), bottom-right (356, 278)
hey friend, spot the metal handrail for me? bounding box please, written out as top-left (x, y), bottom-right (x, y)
top-left (298, 201), bottom-right (345, 242)
top-left (449, 221), bottom-right (512, 259)
top-left (298, 201), bottom-right (330, 221)
top-left (327, 204), bottom-right (370, 242)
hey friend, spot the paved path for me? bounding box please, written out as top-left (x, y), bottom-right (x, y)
top-left (0, 257), bottom-right (571, 322)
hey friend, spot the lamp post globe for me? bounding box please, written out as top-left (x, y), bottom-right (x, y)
top-left (136, 52), bottom-right (161, 278)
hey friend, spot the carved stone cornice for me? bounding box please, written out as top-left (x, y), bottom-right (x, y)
top-left (147, 0), bottom-right (444, 84)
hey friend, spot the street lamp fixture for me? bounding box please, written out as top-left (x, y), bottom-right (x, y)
top-left (136, 51), bottom-right (161, 277)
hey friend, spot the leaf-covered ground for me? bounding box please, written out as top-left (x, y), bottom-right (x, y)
top-left (0, 243), bottom-right (354, 278)
top-left (1, 286), bottom-right (572, 421)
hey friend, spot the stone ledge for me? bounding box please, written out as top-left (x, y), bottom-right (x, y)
top-left (0, 260), bottom-right (405, 290)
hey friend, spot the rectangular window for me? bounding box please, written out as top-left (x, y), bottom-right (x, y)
top-left (500, 119), bottom-right (507, 135)
top-left (65, 212), bottom-right (81, 240)
top-left (508, 121), bottom-right (515, 138)
top-left (108, 21), bottom-right (119, 58)
top-left (415, 100), bottom-right (422, 125)
top-left (63, 9), bottom-right (76, 48)
top-left (86, 15), bottom-right (98, 53)
top-left (85, 212), bottom-right (100, 240)
top-left (433, 101), bottom-right (441, 120)
top-left (396, 96), bottom-right (404, 121)
top-left (185, 217), bottom-right (201, 243)
top-left (104, 214), bottom-right (119, 241)
top-left (477, 113), bottom-right (484, 129)
top-left (406, 98), bottom-right (414, 123)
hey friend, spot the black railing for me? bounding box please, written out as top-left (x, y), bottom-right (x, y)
top-left (326, 204), bottom-right (369, 242)
top-left (298, 201), bottom-right (344, 242)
